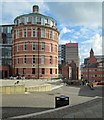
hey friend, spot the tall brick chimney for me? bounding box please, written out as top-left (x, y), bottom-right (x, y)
top-left (33, 5), bottom-right (39, 13)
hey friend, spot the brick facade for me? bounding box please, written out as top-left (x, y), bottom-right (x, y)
top-left (83, 49), bottom-right (104, 82)
top-left (12, 5), bottom-right (59, 79)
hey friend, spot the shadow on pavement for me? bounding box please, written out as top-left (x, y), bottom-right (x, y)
top-left (2, 107), bottom-right (54, 119)
top-left (78, 85), bottom-right (103, 97)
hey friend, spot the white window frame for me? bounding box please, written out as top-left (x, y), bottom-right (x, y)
top-left (32, 29), bottom-right (36, 37)
top-left (41, 55), bottom-right (45, 64)
top-left (23, 55), bottom-right (26, 64)
top-left (17, 43), bottom-right (19, 52)
top-left (42, 42), bottom-right (45, 51)
top-left (50, 43), bottom-right (52, 52)
top-left (41, 29), bottom-right (45, 38)
top-left (49, 31), bottom-right (52, 39)
top-left (32, 55), bottom-right (35, 64)
top-left (24, 29), bottom-right (26, 37)
top-left (17, 56), bottom-right (19, 64)
top-left (23, 42), bottom-right (26, 51)
top-left (32, 42), bottom-right (35, 50)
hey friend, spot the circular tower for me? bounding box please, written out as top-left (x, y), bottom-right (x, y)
top-left (12, 5), bottom-right (59, 79)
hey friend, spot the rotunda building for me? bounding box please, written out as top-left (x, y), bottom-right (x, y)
top-left (12, 5), bottom-right (59, 79)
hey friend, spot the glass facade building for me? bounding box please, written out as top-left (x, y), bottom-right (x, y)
top-left (0, 25), bottom-right (14, 78)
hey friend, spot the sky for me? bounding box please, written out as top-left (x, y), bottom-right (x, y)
top-left (0, 0), bottom-right (103, 65)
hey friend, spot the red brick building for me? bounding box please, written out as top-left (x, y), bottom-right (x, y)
top-left (12, 5), bottom-right (59, 79)
top-left (62, 60), bottom-right (80, 80)
top-left (83, 48), bottom-right (104, 82)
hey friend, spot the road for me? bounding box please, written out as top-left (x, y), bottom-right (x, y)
top-left (2, 84), bottom-right (103, 119)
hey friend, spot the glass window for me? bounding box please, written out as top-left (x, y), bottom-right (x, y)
top-left (33, 17), bottom-right (36, 24)
top-left (50, 56), bottom-right (52, 64)
top-left (21, 18), bottom-right (24, 23)
top-left (55, 45), bottom-right (57, 52)
top-left (17, 43), bottom-right (19, 52)
top-left (17, 56), bottom-right (19, 64)
top-left (28, 17), bottom-right (32, 22)
top-left (37, 17), bottom-right (41, 22)
top-left (41, 55), bottom-right (45, 64)
top-left (42, 68), bottom-right (45, 74)
top-left (50, 68), bottom-right (52, 74)
top-left (55, 69), bottom-right (57, 74)
top-left (23, 68), bottom-right (26, 74)
top-left (55, 33), bottom-right (57, 40)
top-left (41, 29), bottom-right (45, 38)
top-left (41, 18), bottom-right (44, 25)
top-left (49, 31), bottom-right (52, 39)
top-left (32, 42), bottom-right (35, 50)
top-left (42, 42), bottom-right (45, 51)
top-left (24, 29), bottom-right (26, 37)
top-left (32, 29), bottom-right (36, 37)
top-left (32, 55), bottom-right (35, 64)
top-left (24, 55), bottom-right (26, 64)
top-left (32, 68), bottom-right (35, 74)
top-left (55, 57), bottom-right (57, 65)
top-left (50, 43), bottom-right (52, 52)
top-left (17, 30), bottom-right (19, 38)
top-left (23, 42), bottom-right (26, 51)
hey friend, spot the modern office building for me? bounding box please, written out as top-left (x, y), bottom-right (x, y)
top-left (66, 43), bottom-right (79, 68)
top-left (12, 5), bottom-right (59, 79)
top-left (0, 25), bottom-right (14, 78)
top-left (83, 48), bottom-right (104, 82)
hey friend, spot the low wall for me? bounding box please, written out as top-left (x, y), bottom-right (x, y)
top-left (0, 85), bottom-right (25, 94)
top-left (25, 84), bottom-right (51, 92)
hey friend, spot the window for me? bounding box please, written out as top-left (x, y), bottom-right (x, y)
top-left (41, 55), bottom-right (45, 64)
top-left (37, 17), bottom-right (41, 22)
top-left (32, 29), bottom-right (36, 37)
top-left (32, 68), bottom-right (35, 74)
top-left (17, 56), bottom-right (19, 64)
top-left (32, 42), bottom-right (35, 50)
top-left (50, 56), bottom-right (52, 64)
top-left (55, 45), bottom-right (57, 52)
top-left (93, 69), bottom-right (95, 72)
top-left (33, 17), bottom-right (36, 24)
top-left (41, 29), bottom-right (45, 38)
top-left (55, 33), bottom-right (57, 40)
top-left (21, 18), bottom-right (24, 23)
top-left (24, 55), bottom-right (26, 64)
top-left (42, 42), bottom-right (45, 51)
top-left (32, 55), bottom-right (35, 64)
top-left (49, 31), bottom-right (52, 39)
top-left (50, 43), bottom-right (52, 52)
top-left (23, 68), bottom-right (26, 74)
top-left (41, 18), bottom-right (44, 25)
top-left (17, 30), bottom-right (19, 38)
top-left (50, 68), bottom-right (52, 74)
top-left (42, 68), bottom-right (45, 74)
top-left (17, 43), bottom-right (19, 52)
top-left (23, 42), bottom-right (26, 50)
top-left (93, 75), bottom-right (95, 77)
top-left (89, 69), bottom-right (91, 72)
top-left (55, 57), bottom-right (57, 65)
top-left (28, 17), bottom-right (32, 22)
top-left (55, 69), bottom-right (57, 74)
top-left (24, 29), bottom-right (26, 37)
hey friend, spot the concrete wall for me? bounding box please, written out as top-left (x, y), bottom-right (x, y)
top-left (25, 84), bottom-right (51, 92)
top-left (0, 85), bottom-right (25, 94)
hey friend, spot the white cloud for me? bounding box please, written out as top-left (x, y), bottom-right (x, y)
top-left (81, 34), bottom-right (102, 55)
top-left (59, 27), bottom-right (72, 39)
top-left (59, 39), bottom-right (77, 44)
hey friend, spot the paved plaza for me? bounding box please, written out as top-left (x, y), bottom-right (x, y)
top-left (2, 81), bottom-right (103, 119)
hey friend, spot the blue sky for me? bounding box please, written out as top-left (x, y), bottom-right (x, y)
top-left (1, 1), bottom-right (102, 64)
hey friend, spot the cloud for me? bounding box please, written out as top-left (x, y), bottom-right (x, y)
top-left (59, 39), bottom-right (77, 44)
top-left (46, 2), bottom-right (102, 27)
top-left (59, 27), bottom-right (72, 39)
